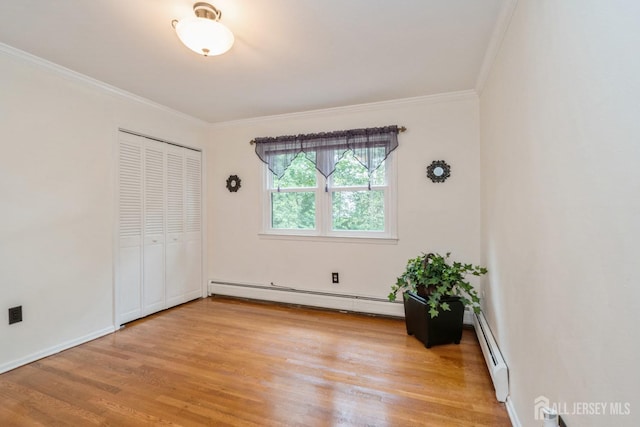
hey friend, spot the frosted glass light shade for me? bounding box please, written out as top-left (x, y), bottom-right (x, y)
top-left (175, 17), bottom-right (234, 56)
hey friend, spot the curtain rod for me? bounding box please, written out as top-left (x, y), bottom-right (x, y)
top-left (249, 126), bottom-right (406, 145)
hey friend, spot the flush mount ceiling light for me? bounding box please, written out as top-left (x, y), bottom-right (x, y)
top-left (172, 2), bottom-right (234, 57)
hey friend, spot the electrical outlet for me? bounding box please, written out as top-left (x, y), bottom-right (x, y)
top-left (332, 272), bottom-right (339, 284)
top-left (9, 306), bottom-right (22, 325)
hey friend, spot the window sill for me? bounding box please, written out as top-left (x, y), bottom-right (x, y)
top-left (258, 232), bottom-right (398, 245)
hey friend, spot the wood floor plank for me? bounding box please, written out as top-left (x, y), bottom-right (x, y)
top-left (0, 297), bottom-right (510, 426)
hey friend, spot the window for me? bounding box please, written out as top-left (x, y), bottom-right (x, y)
top-left (255, 126), bottom-right (399, 239)
top-left (270, 153), bottom-right (317, 230)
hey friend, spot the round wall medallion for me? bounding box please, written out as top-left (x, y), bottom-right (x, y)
top-left (226, 175), bottom-right (241, 192)
top-left (426, 160), bottom-right (451, 183)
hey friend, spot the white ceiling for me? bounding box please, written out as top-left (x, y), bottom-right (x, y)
top-left (0, 0), bottom-right (505, 124)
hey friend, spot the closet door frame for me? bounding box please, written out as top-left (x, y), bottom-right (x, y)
top-left (114, 129), bottom-right (206, 327)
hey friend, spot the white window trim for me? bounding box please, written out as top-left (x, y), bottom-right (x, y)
top-left (260, 152), bottom-right (398, 241)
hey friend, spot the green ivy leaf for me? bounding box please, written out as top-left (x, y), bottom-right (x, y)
top-left (391, 251), bottom-right (487, 316)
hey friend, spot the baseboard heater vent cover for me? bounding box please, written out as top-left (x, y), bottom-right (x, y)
top-left (208, 280), bottom-right (404, 317)
top-left (474, 311), bottom-right (508, 402)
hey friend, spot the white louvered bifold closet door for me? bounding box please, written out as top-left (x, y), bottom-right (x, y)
top-left (165, 145), bottom-right (187, 307)
top-left (116, 131), bottom-right (202, 325)
top-left (117, 136), bottom-right (144, 324)
top-left (143, 140), bottom-right (166, 315)
top-left (184, 149), bottom-right (202, 300)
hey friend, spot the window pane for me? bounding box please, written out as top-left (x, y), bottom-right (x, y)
top-left (272, 192), bottom-right (315, 229)
top-left (274, 153), bottom-right (316, 189)
top-left (332, 150), bottom-right (385, 187)
top-left (332, 190), bottom-right (384, 231)
top-left (370, 160), bottom-right (385, 185)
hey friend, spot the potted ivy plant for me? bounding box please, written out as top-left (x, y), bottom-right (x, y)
top-left (388, 252), bottom-right (487, 348)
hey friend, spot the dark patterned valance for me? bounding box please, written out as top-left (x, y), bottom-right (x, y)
top-left (253, 125), bottom-right (402, 179)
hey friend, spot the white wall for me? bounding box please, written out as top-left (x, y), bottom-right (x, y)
top-left (0, 45), bottom-right (207, 372)
top-left (479, 1), bottom-right (640, 426)
top-left (207, 93), bottom-right (482, 312)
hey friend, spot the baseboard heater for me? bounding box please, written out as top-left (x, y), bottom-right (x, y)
top-left (473, 311), bottom-right (508, 402)
top-left (208, 280), bottom-right (405, 317)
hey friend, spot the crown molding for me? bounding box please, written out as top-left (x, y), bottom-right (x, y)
top-left (0, 42), bottom-right (207, 126)
top-left (475, 0), bottom-right (519, 94)
top-left (209, 90), bottom-right (478, 129)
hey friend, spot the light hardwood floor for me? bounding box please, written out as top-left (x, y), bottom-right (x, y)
top-left (0, 297), bottom-right (510, 426)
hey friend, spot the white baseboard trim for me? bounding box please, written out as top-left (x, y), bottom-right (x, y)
top-left (463, 308), bottom-right (474, 326)
top-left (506, 396), bottom-right (522, 427)
top-left (209, 281), bottom-right (405, 317)
top-left (0, 325), bottom-right (116, 374)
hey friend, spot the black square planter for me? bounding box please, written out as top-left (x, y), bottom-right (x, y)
top-left (403, 291), bottom-right (464, 348)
